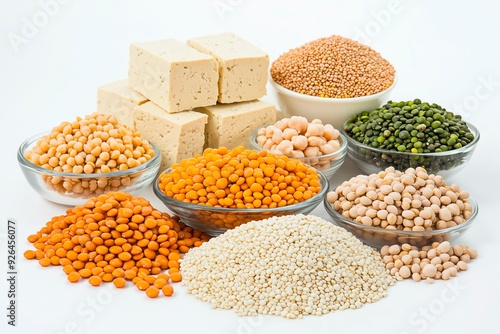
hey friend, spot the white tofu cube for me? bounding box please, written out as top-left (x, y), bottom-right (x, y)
top-left (134, 102), bottom-right (208, 171)
top-left (97, 79), bottom-right (148, 130)
top-left (196, 100), bottom-right (277, 149)
top-left (129, 39), bottom-right (218, 113)
top-left (187, 32), bottom-right (269, 103)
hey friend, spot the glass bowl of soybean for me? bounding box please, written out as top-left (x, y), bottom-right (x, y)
top-left (18, 131), bottom-right (162, 206)
top-left (324, 194), bottom-right (479, 249)
top-left (341, 99), bottom-right (480, 178)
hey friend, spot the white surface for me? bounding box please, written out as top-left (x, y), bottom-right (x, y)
top-left (1, 1), bottom-right (499, 333)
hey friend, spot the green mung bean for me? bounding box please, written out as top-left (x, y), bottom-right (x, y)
top-left (343, 99), bottom-right (476, 172)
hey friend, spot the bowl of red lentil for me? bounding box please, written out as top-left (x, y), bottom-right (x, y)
top-left (270, 35), bottom-right (397, 129)
top-left (17, 113), bottom-right (162, 206)
top-left (153, 146), bottom-right (329, 236)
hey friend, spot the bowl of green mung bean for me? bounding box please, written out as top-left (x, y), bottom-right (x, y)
top-left (341, 99), bottom-right (480, 178)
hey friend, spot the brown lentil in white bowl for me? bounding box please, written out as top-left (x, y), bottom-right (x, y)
top-left (270, 35), bottom-right (397, 129)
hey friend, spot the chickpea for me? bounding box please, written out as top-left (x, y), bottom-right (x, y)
top-left (276, 140), bottom-right (293, 155)
top-left (282, 128), bottom-right (298, 140)
top-left (291, 136), bottom-right (308, 151)
top-left (287, 116), bottom-right (308, 133)
top-left (255, 117), bottom-right (342, 172)
top-left (381, 240), bottom-right (478, 282)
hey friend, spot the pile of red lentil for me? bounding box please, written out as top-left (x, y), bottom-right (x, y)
top-left (23, 191), bottom-right (210, 298)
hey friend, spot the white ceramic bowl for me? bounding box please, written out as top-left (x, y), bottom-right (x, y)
top-left (269, 75), bottom-right (397, 129)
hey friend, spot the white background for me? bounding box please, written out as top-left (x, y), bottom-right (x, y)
top-left (1, 0), bottom-right (499, 333)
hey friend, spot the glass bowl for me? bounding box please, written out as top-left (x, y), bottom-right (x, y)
top-left (249, 125), bottom-right (348, 180)
top-left (153, 168), bottom-right (329, 236)
top-left (269, 75), bottom-right (397, 130)
top-left (18, 131), bottom-right (161, 206)
top-left (324, 195), bottom-right (478, 249)
top-left (341, 121), bottom-right (480, 178)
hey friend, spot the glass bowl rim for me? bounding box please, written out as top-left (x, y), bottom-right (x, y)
top-left (340, 119), bottom-right (480, 157)
top-left (17, 131), bottom-right (161, 178)
top-left (154, 167), bottom-right (329, 214)
top-left (249, 125), bottom-right (348, 160)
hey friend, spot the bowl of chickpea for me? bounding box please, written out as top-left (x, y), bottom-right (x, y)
top-left (17, 113), bottom-right (162, 206)
top-left (249, 116), bottom-right (348, 179)
top-left (153, 146), bottom-right (329, 236)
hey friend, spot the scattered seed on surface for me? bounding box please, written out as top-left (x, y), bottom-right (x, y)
top-left (381, 241), bottom-right (477, 282)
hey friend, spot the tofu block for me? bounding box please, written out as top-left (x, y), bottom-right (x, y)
top-left (187, 32), bottom-right (269, 103)
top-left (97, 79), bottom-right (148, 130)
top-left (275, 108), bottom-right (285, 121)
top-left (128, 39), bottom-right (218, 113)
top-left (196, 100), bottom-right (277, 149)
top-left (134, 102), bottom-right (208, 171)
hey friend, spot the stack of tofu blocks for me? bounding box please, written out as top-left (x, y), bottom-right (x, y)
top-left (96, 32), bottom-right (277, 171)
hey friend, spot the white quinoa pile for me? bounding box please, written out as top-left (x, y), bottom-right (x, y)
top-left (180, 214), bottom-right (395, 318)
top-left (271, 35), bottom-right (395, 98)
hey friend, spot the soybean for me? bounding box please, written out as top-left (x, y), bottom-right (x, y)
top-left (327, 166), bottom-right (473, 232)
top-left (381, 241), bottom-right (477, 282)
top-left (24, 113), bottom-right (156, 197)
